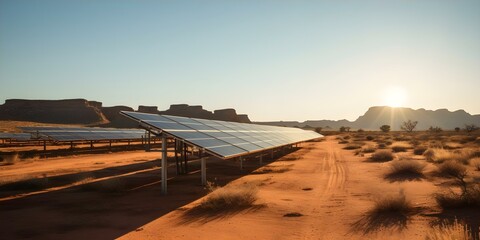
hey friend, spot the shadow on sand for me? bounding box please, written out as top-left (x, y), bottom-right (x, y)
top-left (0, 148), bottom-right (301, 239)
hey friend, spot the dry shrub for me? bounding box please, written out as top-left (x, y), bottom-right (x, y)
top-left (343, 135), bottom-right (351, 140)
top-left (385, 140), bottom-right (393, 146)
top-left (1, 152), bottom-right (19, 165)
top-left (444, 142), bottom-right (463, 150)
top-left (470, 157), bottom-right (480, 171)
top-left (253, 165), bottom-right (291, 174)
top-left (438, 161), bottom-right (467, 180)
top-left (362, 144), bottom-right (376, 153)
top-left (371, 190), bottom-right (413, 215)
top-left (377, 143), bottom-right (387, 149)
top-left (344, 143), bottom-right (363, 150)
top-left (435, 184), bottom-right (480, 209)
top-left (197, 184), bottom-right (258, 211)
top-left (391, 142), bottom-right (411, 152)
top-left (366, 135), bottom-right (374, 141)
top-left (370, 150), bottom-right (394, 162)
top-left (426, 219), bottom-right (477, 240)
top-left (424, 149), bottom-right (472, 164)
top-left (414, 146), bottom-right (428, 155)
top-left (388, 160), bottom-right (426, 177)
top-left (338, 140), bottom-right (349, 144)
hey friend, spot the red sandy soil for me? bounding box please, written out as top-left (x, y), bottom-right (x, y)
top-left (0, 136), bottom-right (477, 239)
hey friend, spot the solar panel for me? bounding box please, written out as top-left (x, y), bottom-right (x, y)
top-left (121, 111), bottom-right (323, 159)
top-left (20, 127), bottom-right (146, 142)
top-left (0, 132), bottom-right (32, 141)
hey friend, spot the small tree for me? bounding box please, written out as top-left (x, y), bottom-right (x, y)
top-left (464, 124), bottom-right (479, 133)
top-left (314, 127), bottom-right (322, 133)
top-left (345, 127), bottom-right (351, 132)
top-left (401, 120), bottom-right (418, 132)
top-left (357, 128), bottom-right (364, 132)
top-left (339, 126), bottom-right (346, 132)
top-left (380, 125), bottom-right (391, 133)
top-left (454, 127), bottom-right (460, 132)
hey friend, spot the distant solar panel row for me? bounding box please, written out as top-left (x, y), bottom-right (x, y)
top-left (121, 111), bottom-right (323, 159)
top-left (20, 127), bottom-right (146, 142)
top-left (0, 133), bottom-right (32, 141)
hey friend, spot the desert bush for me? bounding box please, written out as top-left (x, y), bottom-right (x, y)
top-left (425, 219), bottom-right (476, 240)
top-left (1, 152), bottom-right (19, 165)
top-left (370, 150), bottom-right (394, 162)
top-left (423, 149), bottom-right (472, 164)
top-left (388, 160), bottom-right (426, 177)
top-left (380, 125), bottom-right (391, 133)
top-left (391, 142), bottom-right (411, 152)
top-left (469, 157), bottom-right (480, 171)
top-left (343, 135), bottom-right (351, 140)
top-left (401, 120), bottom-right (418, 132)
top-left (435, 184), bottom-right (480, 209)
top-left (377, 143), bottom-right (387, 149)
top-left (444, 142), bottom-right (463, 150)
top-left (344, 143), bottom-right (363, 150)
top-left (413, 146), bottom-right (427, 155)
top-left (366, 135), bottom-right (374, 141)
top-left (385, 140), bottom-right (393, 146)
top-left (438, 161), bottom-right (467, 180)
top-left (338, 140), bottom-right (349, 144)
top-left (371, 190), bottom-right (413, 215)
top-left (197, 184), bottom-right (258, 211)
top-left (361, 144), bottom-right (376, 153)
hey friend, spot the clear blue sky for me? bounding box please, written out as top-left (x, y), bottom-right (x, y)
top-left (1, 0), bottom-right (479, 121)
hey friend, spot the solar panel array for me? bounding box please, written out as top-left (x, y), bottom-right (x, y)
top-left (121, 111), bottom-right (323, 159)
top-left (20, 127), bottom-right (146, 142)
top-left (0, 133), bottom-right (32, 141)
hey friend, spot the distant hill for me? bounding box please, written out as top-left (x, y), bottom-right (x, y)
top-left (256, 106), bottom-right (480, 131)
top-left (0, 99), bottom-right (252, 128)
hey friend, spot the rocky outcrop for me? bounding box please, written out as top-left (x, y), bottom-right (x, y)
top-left (0, 99), bottom-right (106, 124)
top-left (0, 99), bottom-right (247, 126)
top-left (257, 106), bottom-right (480, 131)
top-left (138, 106), bottom-right (159, 114)
top-left (99, 106), bottom-right (138, 128)
top-left (160, 104), bottom-right (214, 119)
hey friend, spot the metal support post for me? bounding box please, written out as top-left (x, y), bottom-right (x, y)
top-left (161, 134), bottom-right (167, 195)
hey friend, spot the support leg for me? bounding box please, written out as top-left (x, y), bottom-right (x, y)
top-left (161, 135), bottom-right (167, 195)
top-left (239, 156), bottom-right (243, 170)
top-left (201, 157), bottom-right (206, 186)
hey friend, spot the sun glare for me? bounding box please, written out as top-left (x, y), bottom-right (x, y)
top-left (384, 86), bottom-right (407, 107)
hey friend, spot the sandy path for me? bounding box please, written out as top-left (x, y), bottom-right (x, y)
top-left (120, 138), bottom-right (358, 239)
top-left (119, 136), bottom-right (443, 240)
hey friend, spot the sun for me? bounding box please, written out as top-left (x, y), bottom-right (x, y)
top-left (383, 86), bottom-right (407, 107)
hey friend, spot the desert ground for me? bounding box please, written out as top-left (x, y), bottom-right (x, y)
top-left (1, 133), bottom-right (479, 239)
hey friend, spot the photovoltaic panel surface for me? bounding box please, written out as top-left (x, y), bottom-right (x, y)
top-left (20, 127), bottom-right (146, 142)
top-left (121, 111), bottom-right (323, 159)
top-left (0, 133), bottom-right (32, 141)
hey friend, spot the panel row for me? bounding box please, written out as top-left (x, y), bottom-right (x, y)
top-left (121, 111), bottom-right (323, 159)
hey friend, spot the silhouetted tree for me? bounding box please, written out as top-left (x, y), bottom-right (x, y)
top-left (464, 124), bottom-right (479, 133)
top-left (339, 126), bottom-right (346, 132)
top-left (400, 120), bottom-right (418, 132)
top-left (380, 125), bottom-right (391, 133)
top-left (314, 127), bottom-right (322, 133)
top-left (455, 127), bottom-right (461, 132)
top-left (357, 129), bottom-right (364, 132)
top-left (345, 127), bottom-right (351, 132)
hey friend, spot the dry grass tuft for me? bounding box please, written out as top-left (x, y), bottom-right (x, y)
top-left (470, 157), bottom-right (480, 171)
top-left (391, 142), bottom-right (411, 152)
top-left (371, 190), bottom-right (414, 215)
top-left (413, 146), bottom-right (428, 155)
top-left (344, 143), bottom-right (363, 150)
top-left (253, 165), bottom-right (291, 174)
top-left (361, 144), bottom-right (376, 153)
top-left (424, 148), bottom-right (473, 164)
top-left (1, 152), bottom-right (19, 165)
top-left (438, 161), bottom-right (467, 179)
top-left (425, 219), bottom-right (477, 240)
top-left (370, 150), bottom-right (394, 162)
top-left (435, 184), bottom-right (480, 209)
top-left (196, 184), bottom-right (258, 211)
top-left (386, 160), bottom-right (426, 181)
